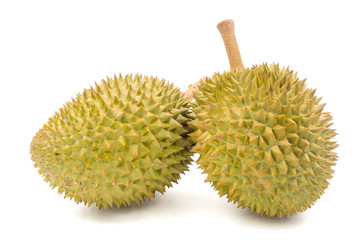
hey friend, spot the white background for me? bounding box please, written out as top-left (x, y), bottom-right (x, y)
top-left (1, 0), bottom-right (359, 239)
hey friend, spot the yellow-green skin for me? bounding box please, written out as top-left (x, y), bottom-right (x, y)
top-left (190, 64), bottom-right (338, 217)
top-left (31, 75), bottom-right (194, 209)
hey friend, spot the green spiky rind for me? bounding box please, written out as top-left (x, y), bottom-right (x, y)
top-left (31, 74), bottom-right (195, 209)
top-left (190, 63), bottom-right (338, 217)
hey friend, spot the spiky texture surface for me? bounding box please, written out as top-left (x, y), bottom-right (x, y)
top-left (31, 75), bottom-right (194, 209)
top-left (190, 64), bottom-right (338, 217)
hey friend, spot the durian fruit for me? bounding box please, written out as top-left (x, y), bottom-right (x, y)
top-left (188, 19), bottom-right (338, 217)
top-left (31, 74), bottom-right (194, 209)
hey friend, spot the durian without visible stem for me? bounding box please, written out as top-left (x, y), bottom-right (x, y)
top-left (190, 63), bottom-right (338, 217)
top-left (31, 74), bottom-right (194, 209)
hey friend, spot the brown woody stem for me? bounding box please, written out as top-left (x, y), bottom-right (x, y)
top-left (217, 19), bottom-right (244, 71)
top-left (184, 19), bottom-right (244, 101)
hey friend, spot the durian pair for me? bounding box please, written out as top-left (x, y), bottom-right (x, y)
top-left (30, 19), bottom-right (337, 217)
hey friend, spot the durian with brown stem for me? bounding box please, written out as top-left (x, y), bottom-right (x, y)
top-left (187, 19), bottom-right (338, 217)
top-left (31, 74), bottom-right (195, 209)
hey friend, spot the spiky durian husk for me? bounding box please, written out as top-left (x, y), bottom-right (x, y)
top-left (31, 74), bottom-right (194, 209)
top-left (190, 63), bottom-right (338, 217)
